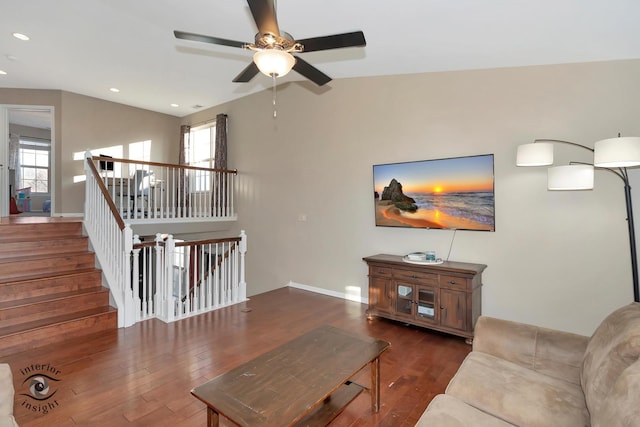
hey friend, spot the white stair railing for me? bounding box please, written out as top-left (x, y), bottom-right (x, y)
top-left (91, 155), bottom-right (237, 221)
top-left (84, 153), bottom-right (136, 327)
top-left (134, 231), bottom-right (248, 323)
top-left (84, 154), bottom-right (246, 327)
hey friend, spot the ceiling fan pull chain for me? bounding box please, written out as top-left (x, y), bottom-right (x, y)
top-left (272, 73), bottom-right (277, 118)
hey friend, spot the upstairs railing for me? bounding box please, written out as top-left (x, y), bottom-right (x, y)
top-left (84, 154), bottom-right (246, 328)
top-left (90, 155), bottom-right (237, 221)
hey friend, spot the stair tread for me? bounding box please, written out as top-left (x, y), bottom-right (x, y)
top-left (0, 235), bottom-right (88, 244)
top-left (0, 250), bottom-right (93, 265)
top-left (0, 267), bottom-right (100, 285)
top-left (0, 306), bottom-right (116, 336)
top-left (0, 287), bottom-right (108, 310)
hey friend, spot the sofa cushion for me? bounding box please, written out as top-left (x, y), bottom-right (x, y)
top-left (0, 364), bottom-right (18, 427)
top-left (473, 316), bottom-right (588, 385)
top-left (415, 394), bottom-right (516, 427)
top-left (581, 302), bottom-right (640, 423)
top-left (446, 352), bottom-right (589, 427)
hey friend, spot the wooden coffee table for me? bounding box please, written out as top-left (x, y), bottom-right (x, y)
top-left (191, 325), bottom-right (390, 426)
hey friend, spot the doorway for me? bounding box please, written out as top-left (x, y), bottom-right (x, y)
top-left (0, 106), bottom-right (54, 217)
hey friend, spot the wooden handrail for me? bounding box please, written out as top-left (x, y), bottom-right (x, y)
top-left (132, 236), bottom-right (241, 250)
top-left (92, 155), bottom-right (237, 174)
top-left (86, 157), bottom-right (126, 230)
top-left (175, 237), bottom-right (241, 247)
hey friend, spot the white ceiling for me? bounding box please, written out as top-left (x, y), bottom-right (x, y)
top-left (2, 0), bottom-right (640, 118)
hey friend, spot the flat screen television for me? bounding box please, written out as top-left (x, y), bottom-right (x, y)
top-left (373, 154), bottom-right (495, 231)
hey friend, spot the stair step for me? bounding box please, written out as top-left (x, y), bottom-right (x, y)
top-left (0, 251), bottom-right (95, 282)
top-left (0, 218), bottom-right (118, 358)
top-left (0, 288), bottom-right (110, 327)
top-left (0, 221), bottom-right (82, 240)
top-left (0, 268), bottom-right (102, 301)
top-left (0, 306), bottom-right (117, 358)
top-left (0, 236), bottom-right (90, 260)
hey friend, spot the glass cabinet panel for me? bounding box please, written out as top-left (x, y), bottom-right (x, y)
top-left (417, 288), bottom-right (436, 320)
top-left (396, 284), bottom-right (413, 315)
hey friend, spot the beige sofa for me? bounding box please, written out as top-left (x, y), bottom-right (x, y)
top-left (0, 364), bottom-right (18, 427)
top-left (417, 302), bottom-right (640, 427)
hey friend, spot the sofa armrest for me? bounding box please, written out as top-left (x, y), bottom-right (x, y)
top-left (472, 316), bottom-right (589, 385)
top-left (0, 363), bottom-right (18, 427)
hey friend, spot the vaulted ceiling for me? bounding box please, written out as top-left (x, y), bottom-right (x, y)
top-left (2, 0), bottom-right (640, 118)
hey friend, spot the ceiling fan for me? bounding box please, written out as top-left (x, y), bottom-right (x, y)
top-left (174, 0), bottom-right (366, 86)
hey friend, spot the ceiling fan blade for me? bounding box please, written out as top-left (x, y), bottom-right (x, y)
top-left (247, 0), bottom-right (280, 36)
top-left (232, 62), bottom-right (260, 83)
top-left (292, 57), bottom-right (331, 86)
top-left (297, 31), bottom-right (366, 53)
top-left (174, 30), bottom-right (246, 49)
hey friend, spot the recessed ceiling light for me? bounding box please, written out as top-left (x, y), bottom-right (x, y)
top-left (12, 33), bottom-right (29, 41)
top-left (170, 103), bottom-right (179, 108)
top-left (109, 87), bottom-right (120, 93)
top-left (0, 70), bottom-right (6, 75)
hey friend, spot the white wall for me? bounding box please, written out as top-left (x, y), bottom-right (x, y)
top-left (187, 58), bottom-right (640, 336)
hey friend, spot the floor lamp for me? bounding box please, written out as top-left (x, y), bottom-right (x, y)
top-left (516, 136), bottom-right (640, 303)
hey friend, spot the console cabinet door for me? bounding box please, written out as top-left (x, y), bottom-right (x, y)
top-left (415, 285), bottom-right (438, 325)
top-left (395, 283), bottom-right (415, 319)
top-left (439, 289), bottom-right (466, 331)
top-left (370, 276), bottom-right (393, 314)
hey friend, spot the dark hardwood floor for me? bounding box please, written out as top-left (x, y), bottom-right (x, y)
top-left (2, 287), bottom-right (471, 426)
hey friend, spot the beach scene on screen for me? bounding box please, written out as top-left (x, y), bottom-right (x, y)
top-left (373, 155), bottom-right (495, 231)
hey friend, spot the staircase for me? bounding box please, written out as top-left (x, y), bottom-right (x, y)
top-left (0, 218), bottom-right (117, 357)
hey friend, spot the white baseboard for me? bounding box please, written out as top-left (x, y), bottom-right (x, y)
top-left (288, 281), bottom-right (368, 304)
top-left (54, 212), bottom-right (84, 217)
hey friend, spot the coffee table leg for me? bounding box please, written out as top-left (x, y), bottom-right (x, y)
top-left (207, 407), bottom-right (219, 427)
top-left (371, 356), bottom-right (381, 413)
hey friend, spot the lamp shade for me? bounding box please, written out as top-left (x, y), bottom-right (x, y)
top-left (516, 142), bottom-right (554, 166)
top-left (253, 49), bottom-right (296, 77)
top-left (594, 137), bottom-right (640, 167)
top-left (547, 164), bottom-right (594, 190)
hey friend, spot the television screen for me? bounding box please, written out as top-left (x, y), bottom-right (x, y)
top-left (373, 154), bottom-right (495, 231)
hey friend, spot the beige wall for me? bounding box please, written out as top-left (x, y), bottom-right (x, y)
top-left (58, 91), bottom-right (180, 212)
top-left (185, 58), bottom-right (640, 335)
top-left (1, 89), bottom-right (181, 213)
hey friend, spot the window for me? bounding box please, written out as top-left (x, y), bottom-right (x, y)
top-left (189, 125), bottom-right (216, 191)
top-left (19, 138), bottom-right (50, 193)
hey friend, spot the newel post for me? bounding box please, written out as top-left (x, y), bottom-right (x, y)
top-left (122, 224), bottom-right (136, 327)
top-left (132, 234), bottom-right (142, 322)
top-left (239, 230), bottom-right (247, 301)
top-left (163, 234), bottom-right (176, 322)
top-left (83, 150), bottom-right (93, 172)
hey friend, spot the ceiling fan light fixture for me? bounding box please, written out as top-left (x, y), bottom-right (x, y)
top-left (253, 49), bottom-right (295, 78)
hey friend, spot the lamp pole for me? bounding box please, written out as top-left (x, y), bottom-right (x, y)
top-left (534, 139), bottom-right (640, 303)
top-left (621, 170), bottom-right (640, 302)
